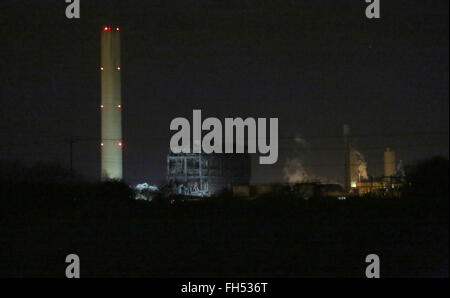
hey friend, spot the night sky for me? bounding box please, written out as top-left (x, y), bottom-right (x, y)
top-left (0, 0), bottom-right (448, 185)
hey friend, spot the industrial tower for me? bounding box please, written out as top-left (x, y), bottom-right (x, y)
top-left (100, 26), bottom-right (123, 180)
top-left (343, 124), bottom-right (351, 192)
top-left (343, 124), bottom-right (358, 192)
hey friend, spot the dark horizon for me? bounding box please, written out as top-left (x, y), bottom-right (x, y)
top-left (1, 0), bottom-right (448, 185)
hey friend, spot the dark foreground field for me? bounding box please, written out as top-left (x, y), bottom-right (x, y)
top-left (0, 180), bottom-right (448, 278)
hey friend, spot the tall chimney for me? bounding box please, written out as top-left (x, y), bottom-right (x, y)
top-left (384, 148), bottom-right (396, 177)
top-left (343, 124), bottom-right (351, 192)
top-left (100, 26), bottom-right (123, 180)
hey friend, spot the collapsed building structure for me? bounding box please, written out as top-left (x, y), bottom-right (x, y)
top-left (167, 152), bottom-right (251, 197)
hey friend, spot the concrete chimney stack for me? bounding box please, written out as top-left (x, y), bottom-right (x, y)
top-left (100, 26), bottom-right (123, 180)
top-left (343, 124), bottom-right (351, 191)
top-left (384, 148), bottom-right (396, 177)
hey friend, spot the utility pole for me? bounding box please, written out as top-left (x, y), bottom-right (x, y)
top-left (68, 136), bottom-right (75, 177)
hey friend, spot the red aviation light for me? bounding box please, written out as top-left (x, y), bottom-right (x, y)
top-left (116, 27), bottom-right (120, 31)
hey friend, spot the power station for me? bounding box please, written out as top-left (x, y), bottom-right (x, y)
top-left (95, 26), bottom-right (404, 196)
top-left (100, 26), bottom-right (123, 180)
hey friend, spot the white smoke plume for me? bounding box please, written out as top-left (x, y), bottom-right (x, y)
top-left (283, 157), bottom-right (311, 183)
top-left (397, 160), bottom-right (405, 177)
top-left (283, 135), bottom-right (319, 183)
top-left (353, 150), bottom-right (369, 180)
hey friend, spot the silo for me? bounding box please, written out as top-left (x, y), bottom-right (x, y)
top-left (384, 148), bottom-right (396, 177)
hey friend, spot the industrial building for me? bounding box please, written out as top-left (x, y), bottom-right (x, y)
top-left (344, 125), bottom-right (404, 196)
top-left (167, 152), bottom-right (251, 196)
top-left (355, 147), bottom-right (404, 196)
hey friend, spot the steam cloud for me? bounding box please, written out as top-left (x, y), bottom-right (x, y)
top-left (283, 135), bottom-right (319, 183)
top-left (283, 157), bottom-right (312, 183)
top-left (353, 149), bottom-right (369, 180)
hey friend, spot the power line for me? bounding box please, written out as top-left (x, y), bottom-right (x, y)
top-left (0, 130), bottom-right (447, 141)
